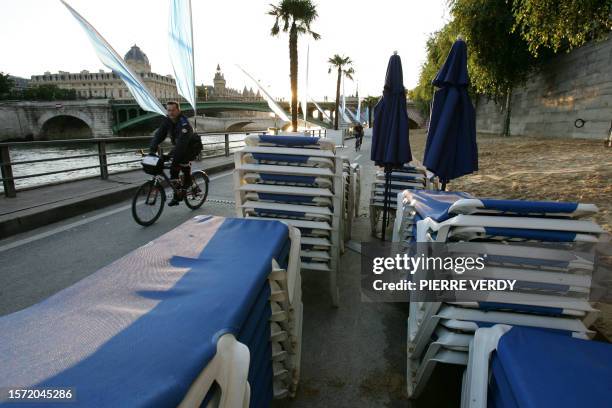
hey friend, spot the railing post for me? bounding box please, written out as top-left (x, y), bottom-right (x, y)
top-left (318, 129), bottom-right (322, 137)
top-left (224, 134), bottom-right (230, 157)
top-left (98, 140), bottom-right (109, 180)
top-left (0, 145), bottom-right (16, 198)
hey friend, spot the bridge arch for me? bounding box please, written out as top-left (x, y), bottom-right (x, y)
top-left (226, 120), bottom-right (254, 132)
top-left (38, 111), bottom-right (94, 139)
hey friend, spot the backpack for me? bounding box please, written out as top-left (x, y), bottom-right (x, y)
top-left (188, 133), bottom-right (203, 160)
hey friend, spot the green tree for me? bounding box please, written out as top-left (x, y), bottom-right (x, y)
top-left (408, 23), bottom-right (461, 119)
top-left (268, 0), bottom-right (320, 132)
top-left (20, 85), bottom-right (77, 101)
top-left (451, 0), bottom-right (540, 136)
top-left (327, 54), bottom-right (354, 130)
top-left (512, 0), bottom-right (612, 56)
top-left (0, 72), bottom-right (14, 96)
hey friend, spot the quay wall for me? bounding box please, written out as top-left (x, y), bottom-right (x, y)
top-left (476, 35), bottom-right (612, 139)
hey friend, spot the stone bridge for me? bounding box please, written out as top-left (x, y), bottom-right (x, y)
top-left (0, 99), bottom-right (426, 141)
top-left (0, 100), bottom-right (113, 140)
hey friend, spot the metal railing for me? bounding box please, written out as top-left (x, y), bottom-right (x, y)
top-left (0, 128), bottom-right (326, 197)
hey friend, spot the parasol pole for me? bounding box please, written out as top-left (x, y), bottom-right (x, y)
top-left (381, 164), bottom-right (392, 241)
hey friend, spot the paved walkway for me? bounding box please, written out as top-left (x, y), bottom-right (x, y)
top-left (0, 154), bottom-right (234, 238)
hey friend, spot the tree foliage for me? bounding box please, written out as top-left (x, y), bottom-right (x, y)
top-left (410, 0), bottom-right (611, 118)
top-left (2, 85), bottom-right (77, 101)
top-left (451, 0), bottom-right (539, 98)
top-left (268, 0), bottom-right (320, 131)
top-left (408, 23), bottom-right (461, 117)
top-left (328, 54), bottom-right (354, 130)
top-left (511, 0), bottom-right (612, 56)
top-left (0, 72), bottom-right (13, 95)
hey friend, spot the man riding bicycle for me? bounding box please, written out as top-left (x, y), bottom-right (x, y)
top-left (149, 101), bottom-right (201, 206)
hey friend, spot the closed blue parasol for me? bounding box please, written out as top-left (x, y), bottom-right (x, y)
top-left (371, 53), bottom-right (412, 167)
top-left (371, 52), bottom-right (411, 240)
top-left (423, 38), bottom-right (477, 190)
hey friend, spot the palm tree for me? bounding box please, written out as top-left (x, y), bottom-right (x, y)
top-left (268, 0), bottom-right (320, 132)
top-left (328, 55), bottom-right (354, 130)
top-left (362, 95), bottom-right (380, 127)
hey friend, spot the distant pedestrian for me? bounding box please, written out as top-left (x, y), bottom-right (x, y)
top-left (354, 124), bottom-right (364, 151)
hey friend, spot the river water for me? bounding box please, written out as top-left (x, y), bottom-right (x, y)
top-left (2, 133), bottom-right (252, 193)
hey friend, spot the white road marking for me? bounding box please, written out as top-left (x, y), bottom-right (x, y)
top-left (354, 154), bottom-right (362, 161)
top-left (0, 170), bottom-right (235, 253)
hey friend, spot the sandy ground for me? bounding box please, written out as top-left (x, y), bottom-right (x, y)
top-left (410, 130), bottom-right (612, 233)
top-left (410, 130), bottom-right (612, 340)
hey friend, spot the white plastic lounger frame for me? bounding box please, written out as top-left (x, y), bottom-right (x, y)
top-left (460, 265), bottom-right (592, 291)
top-left (408, 302), bottom-right (590, 360)
top-left (439, 318), bottom-right (590, 340)
top-left (178, 334), bottom-right (250, 408)
top-left (417, 215), bottom-right (604, 243)
top-left (244, 193), bottom-right (332, 208)
top-left (241, 146), bottom-right (336, 158)
top-left (406, 343), bottom-right (467, 398)
top-left (238, 184), bottom-right (334, 198)
top-left (242, 154), bottom-right (334, 169)
top-left (448, 199), bottom-right (598, 219)
top-left (244, 135), bottom-right (335, 151)
top-left (351, 163), bottom-right (361, 216)
top-left (241, 201), bottom-right (333, 220)
top-left (235, 163), bottom-right (336, 178)
top-left (445, 242), bottom-right (594, 273)
top-left (461, 324), bottom-right (513, 408)
top-left (444, 227), bottom-right (602, 243)
top-left (241, 173), bottom-right (333, 189)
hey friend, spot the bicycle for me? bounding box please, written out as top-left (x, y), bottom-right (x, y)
top-left (131, 154), bottom-right (209, 226)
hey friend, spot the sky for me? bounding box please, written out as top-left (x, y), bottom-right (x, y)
top-left (1, 0), bottom-right (450, 100)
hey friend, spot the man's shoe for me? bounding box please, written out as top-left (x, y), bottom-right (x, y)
top-left (168, 197), bottom-right (181, 207)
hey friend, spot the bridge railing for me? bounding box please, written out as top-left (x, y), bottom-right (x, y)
top-left (0, 129), bottom-right (325, 197)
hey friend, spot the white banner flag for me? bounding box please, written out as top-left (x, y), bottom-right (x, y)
top-left (311, 99), bottom-right (331, 122)
top-left (168, 0), bottom-right (196, 111)
top-left (60, 0), bottom-right (165, 116)
top-left (237, 65), bottom-right (290, 122)
top-left (356, 84), bottom-right (361, 124)
top-left (340, 77), bottom-right (351, 124)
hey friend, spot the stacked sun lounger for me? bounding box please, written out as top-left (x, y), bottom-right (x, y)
top-left (351, 163), bottom-right (361, 217)
top-left (234, 134), bottom-right (345, 306)
top-left (400, 190), bottom-right (607, 399)
top-left (462, 325), bottom-right (612, 408)
top-left (341, 157), bottom-right (357, 245)
top-left (0, 216), bottom-right (301, 408)
top-left (369, 164), bottom-right (428, 237)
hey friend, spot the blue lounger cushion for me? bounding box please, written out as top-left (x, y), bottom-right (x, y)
top-left (489, 327), bottom-right (612, 407)
top-left (260, 135), bottom-right (320, 146)
top-left (403, 190), bottom-right (592, 222)
top-left (403, 190), bottom-right (474, 221)
top-left (0, 217), bottom-right (288, 408)
top-left (476, 199), bottom-right (580, 215)
top-left (245, 134), bottom-right (335, 151)
top-left (261, 173), bottom-right (317, 185)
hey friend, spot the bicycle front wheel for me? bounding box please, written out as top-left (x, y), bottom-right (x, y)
top-left (184, 171), bottom-right (209, 210)
top-left (132, 180), bottom-right (166, 226)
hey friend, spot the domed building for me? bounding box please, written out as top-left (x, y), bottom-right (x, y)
top-left (30, 45), bottom-right (179, 101)
top-left (124, 45), bottom-right (151, 74)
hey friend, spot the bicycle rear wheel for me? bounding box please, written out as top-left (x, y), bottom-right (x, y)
top-left (184, 170), bottom-right (209, 209)
top-left (132, 180), bottom-right (166, 226)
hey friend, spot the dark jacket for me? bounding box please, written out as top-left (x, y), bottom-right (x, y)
top-left (149, 114), bottom-right (193, 164)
